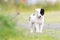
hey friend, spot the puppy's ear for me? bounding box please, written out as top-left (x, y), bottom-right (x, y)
top-left (40, 9), bottom-right (45, 16)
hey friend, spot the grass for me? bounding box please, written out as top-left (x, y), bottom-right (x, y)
top-left (14, 28), bottom-right (60, 40)
top-left (3, 28), bottom-right (59, 40)
top-left (0, 3), bottom-right (60, 13)
top-left (0, 13), bottom-right (17, 40)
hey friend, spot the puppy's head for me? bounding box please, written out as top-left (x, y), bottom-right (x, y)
top-left (35, 8), bottom-right (45, 18)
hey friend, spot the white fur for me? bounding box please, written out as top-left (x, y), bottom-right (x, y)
top-left (29, 9), bottom-right (44, 33)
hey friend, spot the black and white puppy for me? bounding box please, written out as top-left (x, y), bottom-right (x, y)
top-left (29, 8), bottom-right (45, 33)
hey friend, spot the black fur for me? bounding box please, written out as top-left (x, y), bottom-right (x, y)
top-left (40, 9), bottom-right (45, 16)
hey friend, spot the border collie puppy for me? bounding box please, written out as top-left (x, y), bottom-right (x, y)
top-left (29, 8), bottom-right (45, 33)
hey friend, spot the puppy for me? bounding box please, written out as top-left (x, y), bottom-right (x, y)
top-left (29, 8), bottom-right (45, 33)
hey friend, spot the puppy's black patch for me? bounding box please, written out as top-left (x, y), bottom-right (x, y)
top-left (40, 8), bottom-right (45, 16)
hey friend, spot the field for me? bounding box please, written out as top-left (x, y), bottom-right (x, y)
top-left (0, 4), bottom-right (60, 40)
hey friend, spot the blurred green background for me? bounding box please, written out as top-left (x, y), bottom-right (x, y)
top-left (0, 0), bottom-right (60, 40)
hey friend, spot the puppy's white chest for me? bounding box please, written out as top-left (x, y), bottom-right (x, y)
top-left (32, 17), bottom-right (42, 23)
top-left (36, 18), bottom-right (42, 23)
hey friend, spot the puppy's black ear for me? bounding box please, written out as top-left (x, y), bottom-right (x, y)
top-left (40, 8), bottom-right (45, 16)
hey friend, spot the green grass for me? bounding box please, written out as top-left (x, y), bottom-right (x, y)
top-left (13, 28), bottom-right (60, 40)
top-left (4, 28), bottom-right (59, 40)
top-left (0, 3), bottom-right (60, 13)
top-left (0, 13), bottom-right (17, 40)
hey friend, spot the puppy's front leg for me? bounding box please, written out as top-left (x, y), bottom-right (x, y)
top-left (35, 23), bottom-right (40, 33)
top-left (39, 23), bottom-right (44, 33)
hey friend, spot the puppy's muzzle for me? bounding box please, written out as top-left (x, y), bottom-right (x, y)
top-left (38, 16), bottom-right (41, 18)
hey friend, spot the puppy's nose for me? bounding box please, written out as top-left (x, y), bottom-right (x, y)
top-left (39, 16), bottom-right (41, 17)
top-left (38, 16), bottom-right (41, 18)
top-left (40, 16), bottom-right (41, 17)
